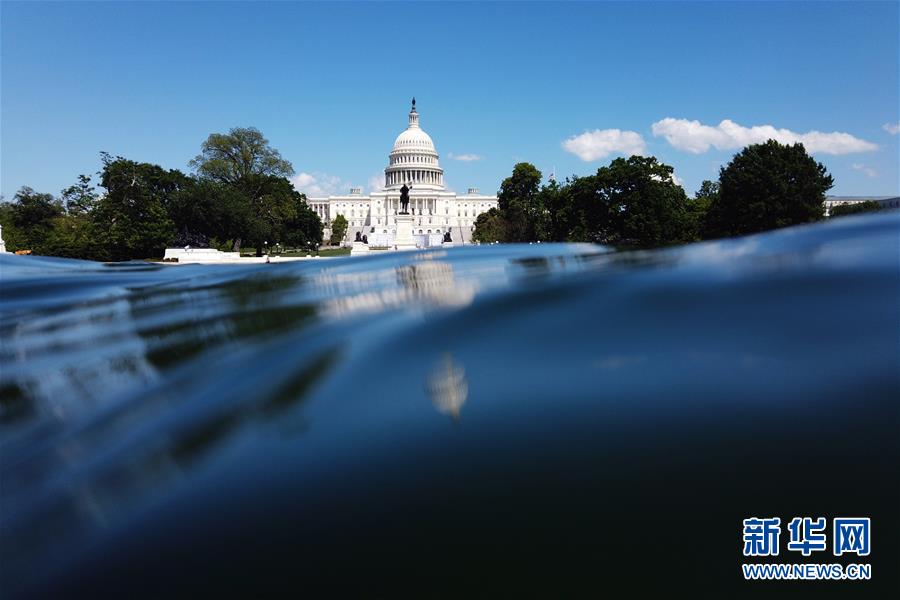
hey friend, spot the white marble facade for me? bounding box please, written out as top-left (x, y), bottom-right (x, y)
top-left (307, 101), bottom-right (497, 246)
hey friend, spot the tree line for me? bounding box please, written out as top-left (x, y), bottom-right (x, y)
top-left (474, 139), bottom-right (850, 248)
top-left (0, 127), bottom-right (323, 260)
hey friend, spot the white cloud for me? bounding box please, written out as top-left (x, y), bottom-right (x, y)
top-left (291, 171), bottom-right (352, 197)
top-left (447, 152), bottom-right (483, 162)
top-left (367, 173), bottom-right (384, 193)
top-left (651, 118), bottom-right (878, 155)
top-left (562, 129), bottom-right (647, 161)
top-left (651, 172), bottom-right (685, 188)
top-left (883, 121), bottom-right (900, 135)
top-left (852, 163), bottom-right (878, 178)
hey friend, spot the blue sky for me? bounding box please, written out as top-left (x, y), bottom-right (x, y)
top-left (2, 1), bottom-right (898, 200)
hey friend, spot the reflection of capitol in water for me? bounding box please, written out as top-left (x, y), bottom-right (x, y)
top-left (427, 354), bottom-right (468, 421)
top-left (319, 257), bottom-right (477, 319)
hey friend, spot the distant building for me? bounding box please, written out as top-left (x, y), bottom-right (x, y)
top-left (824, 196), bottom-right (900, 216)
top-left (306, 100), bottom-right (497, 246)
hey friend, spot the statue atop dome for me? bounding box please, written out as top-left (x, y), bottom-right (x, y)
top-left (411, 97), bottom-right (416, 110)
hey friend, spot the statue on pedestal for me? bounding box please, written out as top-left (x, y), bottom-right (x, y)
top-left (400, 183), bottom-right (411, 214)
top-left (355, 231), bottom-right (362, 242)
top-left (443, 230), bottom-right (452, 243)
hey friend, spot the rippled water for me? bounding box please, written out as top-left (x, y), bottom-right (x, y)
top-left (2, 214), bottom-right (898, 597)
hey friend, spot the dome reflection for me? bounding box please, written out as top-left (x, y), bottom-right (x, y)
top-left (426, 353), bottom-right (468, 421)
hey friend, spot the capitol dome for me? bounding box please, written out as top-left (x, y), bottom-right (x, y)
top-left (392, 122), bottom-right (436, 152)
top-left (384, 99), bottom-right (445, 190)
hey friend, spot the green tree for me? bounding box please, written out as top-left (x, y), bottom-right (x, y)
top-left (237, 174), bottom-right (319, 255)
top-left (282, 193), bottom-right (324, 250)
top-left (330, 214), bottom-right (348, 245)
top-left (190, 127), bottom-right (294, 186)
top-left (497, 162), bottom-right (545, 242)
top-left (189, 127), bottom-right (297, 253)
top-left (611, 157), bottom-right (692, 248)
top-left (61, 174), bottom-right (99, 215)
top-left (565, 173), bottom-right (612, 244)
top-left (95, 155), bottom-right (188, 260)
top-left (472, 208), bottom-right (507, 243)
top-left (40, 174), bottom-right (104, 259)
top-left (40, 214), bottom-right (99, 259)
top-left (7, 187), bottom-right (64, 252)
top-left (705, 140), bottom-right (832, 238)
top-left (168, 179), bottom-right (258, 251)
top-left (565, 156), bottom-right (692, 248)
top-left (829, 201), bottom-right (882, 217)
top-left (540, 178), bottom-right (572, 241)
top-left (688, 180), bottom-right (719, 240)
top-left (0, 203), bottom-right (25, 252)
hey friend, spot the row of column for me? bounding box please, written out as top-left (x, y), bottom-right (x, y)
top-left (378, 197), bottom-right (441, 217)
top-left (386, 170), bottom-right (442, 186)
top-left (392, 155), bottom-right (435, 165)
top-left (312, 203), bottom-right (329, 221)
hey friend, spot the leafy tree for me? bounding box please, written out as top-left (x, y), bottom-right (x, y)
top-left (7, 187), bottom-right (64, 251)
top-left (282, 194), bottom-right (324, 249)
top-left (609, 157), bottom-right (691, 248)
top-left (237, 174), bottom-right (314, 255)
top-left (705, 140), bottom-right (832, 238)
top-left (497, 163), bottom-right (545, 242)
top-left (564, 173), bottom-right (612, 244)
top-left (34, 174), bottom-right (104, 259)
top-left (61, 174), bottom-right (99, 215)
top-left (330, 214), bottom-right (348, 245)
top-left (171, 179), bottom-right (259, 251)
top-left (472, 208), bottom-right (507, 243)
top-left (95, 154), bottom-right (188, 259)
top-left (565, 157), bottom-right (692, 248)
top-left (40, 214), bottom-right (100, 259)
top-left (540, 179), bottom-right (571, 241)
top-left (478, 158), bottom-right (691, 248)
top-left (188, 128), bottom-right (298, 253)
top-left (498, 162), bottom-right (542, 212)
top-left (688, 180), bottom-right (719, 240)
top-left (0, 203), bottom-right (25, 252)
top-left (829, 201), bottom-right (883, 217)
top-left (190, 127), bottom-right (294, 186)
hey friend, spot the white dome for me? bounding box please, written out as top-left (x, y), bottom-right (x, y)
top-left (383, 99), bottom-right (445, 190)
top-left (392, 127), bottom-right (436, 153)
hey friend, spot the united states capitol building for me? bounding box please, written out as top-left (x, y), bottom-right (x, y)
top-left (306, 100), bottom-right (497, 246)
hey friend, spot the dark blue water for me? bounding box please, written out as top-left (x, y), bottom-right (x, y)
top-left (2, 214), bottom-right (898, 597)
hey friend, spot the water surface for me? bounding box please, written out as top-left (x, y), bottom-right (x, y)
top-left (2, 214), bottom-right (898, 597)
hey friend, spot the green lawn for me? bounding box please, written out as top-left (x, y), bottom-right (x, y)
top-left (318, 247), bottom-right (351, 257)
top-left (239, 246), bottom-right (351, 258)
